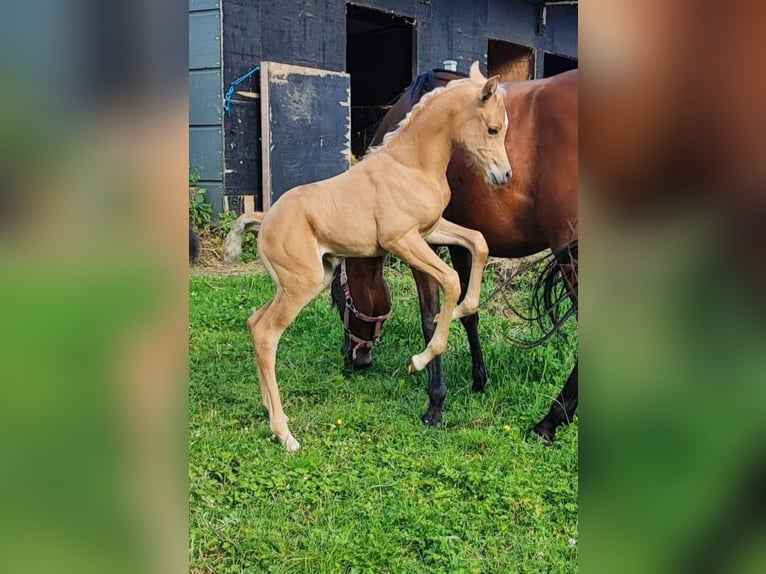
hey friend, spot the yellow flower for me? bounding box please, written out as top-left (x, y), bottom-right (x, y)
top-left (336, 418), bottom-right (344, 426)
top-left (503, 424), bottom-right (511, 432)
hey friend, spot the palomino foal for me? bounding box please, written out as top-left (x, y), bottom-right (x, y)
top-left (249, 62), bottom-right (510, 451)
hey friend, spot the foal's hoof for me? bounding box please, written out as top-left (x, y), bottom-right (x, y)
top-left (281, 433), bottom-right (301, 453)
top-left (432, 313), bottom-right (440, 325)
top-left (408, 353), bottom-right (428, 374)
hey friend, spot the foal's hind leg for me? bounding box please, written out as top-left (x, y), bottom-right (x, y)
top-left (250, 286), bottom-right (324, 451)
top-left (249, 253), bottom-right (330, 451)
top-left (247, 300), bottom-right (273, 412)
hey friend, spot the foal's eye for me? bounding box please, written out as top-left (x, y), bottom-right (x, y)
top-left (488, 126), bottom-right (499, 136)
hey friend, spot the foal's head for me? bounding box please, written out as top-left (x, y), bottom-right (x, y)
top-left (454, 62), bottom-right (512, 186)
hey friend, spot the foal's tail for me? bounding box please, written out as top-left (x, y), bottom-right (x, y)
top-left (223, 211), bottom-right (264, 263)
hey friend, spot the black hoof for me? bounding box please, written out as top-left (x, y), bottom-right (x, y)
top-left (421, 411), bottom-right (442, 426)
top-left (530, 421), bottom-right (556, 443)
top-left (471, 367), bottom-right (488, 392)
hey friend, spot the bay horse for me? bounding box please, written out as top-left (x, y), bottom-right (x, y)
top-left (244, 62), bottom-right (511, 451)
top-left (331, 68), bottom-right (578, 441)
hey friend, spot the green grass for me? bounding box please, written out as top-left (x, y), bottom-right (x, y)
top-left (189, 265), bottom-right (578, 573)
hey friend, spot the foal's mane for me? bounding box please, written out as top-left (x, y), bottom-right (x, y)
top-left (367, 77), bottom-right (474, 155)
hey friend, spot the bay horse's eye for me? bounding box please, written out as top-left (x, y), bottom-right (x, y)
top-left (488, 126), bottom-right (499, 136)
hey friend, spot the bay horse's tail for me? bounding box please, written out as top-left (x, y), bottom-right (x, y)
top-left (223, 211), bottom-right (264, 263)
top-left (189, 224), bottom-right (200, 263)
top-left (491, 238), bottom-right (578, 347)
top-left (530, 238), bottom-right (578, 345)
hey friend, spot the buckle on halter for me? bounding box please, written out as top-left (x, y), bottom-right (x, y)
top-left (345, 297), bottom-right (358, 314)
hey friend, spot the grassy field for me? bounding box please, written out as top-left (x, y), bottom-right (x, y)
top-left (189, 262), bottom-right (578, 573)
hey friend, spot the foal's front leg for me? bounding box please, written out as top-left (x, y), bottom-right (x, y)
top-left (425, 218), bottom-right (489, 321)
top-left (383, 232), bottom-right (462, 374)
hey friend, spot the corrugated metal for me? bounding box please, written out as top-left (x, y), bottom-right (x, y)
top-left (189, 69), bottom-right (222, 125)
top-left (189, 12), bottom-right (221, 69)
top-left (190, 127), bottom-right (224, 181)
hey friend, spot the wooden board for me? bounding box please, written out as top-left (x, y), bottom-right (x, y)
top-left (260, 61), bottom-right (350, 210)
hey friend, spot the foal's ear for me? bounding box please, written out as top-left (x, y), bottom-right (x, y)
top-left (469, 61), bottom-right (485, 81)
top-left (480, 76), bottom-right (500, 102)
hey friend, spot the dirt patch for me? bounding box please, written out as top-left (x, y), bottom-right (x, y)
top-left (190, 233), bottom-right (264, 277)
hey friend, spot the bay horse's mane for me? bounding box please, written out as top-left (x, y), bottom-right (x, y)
top-left (367, 69), bottom-right (472, 155)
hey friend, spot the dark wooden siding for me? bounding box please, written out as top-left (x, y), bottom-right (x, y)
top-left (215, 0), bottom-right (578, 212)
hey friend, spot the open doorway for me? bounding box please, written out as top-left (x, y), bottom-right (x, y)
top-left (347, 4), bottom-right (415, 158)
top-left (543, 52), bottom-right (578, 78)
top-left (487, 39), bottom-right (534, 82)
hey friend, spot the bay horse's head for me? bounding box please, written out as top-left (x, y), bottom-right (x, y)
top-left (330, 259), bottom-right (391, 369)
top-left (455, 62), bottom-right (512, 186)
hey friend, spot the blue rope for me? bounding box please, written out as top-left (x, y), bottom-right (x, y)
top-left (223, 66), bottom-right (260, 116)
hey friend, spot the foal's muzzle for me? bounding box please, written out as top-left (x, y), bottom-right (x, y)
top-left (488, 168), bottom-right (512, 186)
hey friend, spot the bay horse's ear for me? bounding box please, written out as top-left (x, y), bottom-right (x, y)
top-left (480, 76), bottom-right (500, 102)
top-left (469, 61), bottom-right (485, 81)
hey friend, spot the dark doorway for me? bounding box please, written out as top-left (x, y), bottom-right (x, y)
top-left (347, 4), bottom-right (415, 158)
top-left (487, 39), bottom-right (534, 82)
top-left (543, 52), bottom-right (578, 78)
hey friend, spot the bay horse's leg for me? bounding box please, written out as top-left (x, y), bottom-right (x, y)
top-left (532, 360), bottom-right (578, 442)
top-left (448, 245), bottom-right (489, 393)
top-left (411, 267), bottom-right (447, 425)
top-left (424, 219), bottom-right (489, 321)
top-left (383, 233), bottom-right (461, 373)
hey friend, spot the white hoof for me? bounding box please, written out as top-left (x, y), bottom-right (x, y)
top-left (282, 433), bottom-right (301, 453)
top-left (409, 352), bottom-right (430, 374)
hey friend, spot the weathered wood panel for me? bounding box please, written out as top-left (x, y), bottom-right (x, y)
top-left (545, 4), bottom-right (578, 58)
top-left (259, 0), bottom-right (346, 72)
top-left (488, 0), bottom-right (540, 49)
top-left (224, 94), bottom-right (262, 205)
top-left (260, 62), bottom-right (350, 209)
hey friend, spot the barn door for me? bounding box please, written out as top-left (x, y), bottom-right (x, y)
top-left (260, 61), bottom-right (351, 209)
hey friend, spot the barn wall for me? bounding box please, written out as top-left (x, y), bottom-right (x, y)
top-left (214, 0), bottom-right (578, 212)
top-left (189, 0), bottom-right (224, 213)
top-left (221, 0), bottom-right (348, 212)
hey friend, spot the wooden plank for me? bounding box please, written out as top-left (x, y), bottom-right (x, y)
top-left (260, 61), bottom-right (350, 210)
top-left (260, 63), bottom-right (273, 211)
top-left (223, 195), bottom-right (256, 214)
